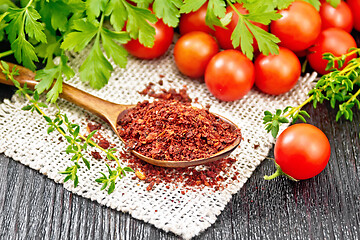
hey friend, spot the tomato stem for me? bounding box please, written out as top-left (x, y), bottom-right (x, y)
top-left (264, 166), bottom-right (284, 180)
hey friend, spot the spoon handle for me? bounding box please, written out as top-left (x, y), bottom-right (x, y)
top-left (0, 62), bottom-right (124, 125)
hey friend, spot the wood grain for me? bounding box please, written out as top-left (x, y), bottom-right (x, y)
top-left (0, 82), bottom-right (360, 239)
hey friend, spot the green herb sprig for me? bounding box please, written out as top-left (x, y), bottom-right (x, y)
top-left (0, 61), bottom-right (133, 194)
top-left (263, 48), bottom-right (360, 138)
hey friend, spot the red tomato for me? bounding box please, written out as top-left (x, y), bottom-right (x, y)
top-left (123, 19), bottom-right (174, 59)
top-left (179, 2), bottom-right (214, 35)
top-left (254, 47), bottom-right (301, 95)
top-left (307, 28), bottom-right (357, 75)
top-left (214, 3), bottom-right (269, 52)
top-left (319, 0), bottom-right (353, 32)
top-left (205, 50), bottom-right (255, 101)
top-left (274, 124), bottom-right (331, 180)
top-left (270, 1), bottom-right (321, 52)
top-left (347, 0), bottom-right (360, 31)
top-left (174, 31), bottom-right (219, 78)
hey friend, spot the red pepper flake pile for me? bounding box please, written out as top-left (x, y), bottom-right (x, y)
top-left (122, 150), bottom-right (238, 191)
top-left (117, 100), bottom-right (241, 161)
top-left (138, 82), bottom-right (192, 103)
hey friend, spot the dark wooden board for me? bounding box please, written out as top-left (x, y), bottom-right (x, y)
top-left (1, 77), bottom-right (360, 240)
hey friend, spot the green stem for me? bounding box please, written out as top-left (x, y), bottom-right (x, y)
top-left (0, 50), bottom-right (14, 59)
top-left (264, 166), bottom-right (284, 180)
top-left (25, 0), bottom-right (34, 8)
top-left (283, 95), bottom-right (314, 118)
top-left (346, 88), bottom-right (360, 104)
top-left (226, 0), bottom-right (244, 21)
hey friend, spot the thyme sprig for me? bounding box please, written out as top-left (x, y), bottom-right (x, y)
top-left (263, 48), bottom-right (360, 138)
top-left (0, 61), bottom-right (133, 194)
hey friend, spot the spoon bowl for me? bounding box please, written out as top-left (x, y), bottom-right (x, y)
top-left (0, 62), bottom-right (241, 168)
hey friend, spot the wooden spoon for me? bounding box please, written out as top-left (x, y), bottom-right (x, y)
top-left (0, 62), bottom-right (241, 167)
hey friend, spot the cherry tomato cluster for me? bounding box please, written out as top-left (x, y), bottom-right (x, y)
top-left (123, 0), bottom-right (359, 103)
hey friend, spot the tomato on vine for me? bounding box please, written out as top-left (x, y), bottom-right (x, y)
top-left (319, 0), bottom-right (353, 32)
top-left (307, 28), bottom-right (357, 75)
top-left (270, 1), bottom-right (321, 52)
top-left (174, 31), bottom-right (219, 78)
top-left (205, 50), bottom-right (255, 101)
top-left (179, 2), bottom-right (214, 36)
top-left (264, 124), bottom-right (331, 181)
top-left (254, 47), bottom-right (301, 95)
top-left (347, 0), bottom-right (360, 31)
top-left (123, 19), bottom-right (174, 60)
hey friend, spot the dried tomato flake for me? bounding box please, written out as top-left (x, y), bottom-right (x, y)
top-left (139, 83), bottom-right (192, 103)
top-left (147, 181), bottom-right (155, 191)
top-left (117, 100), bottom-right (241, 162)
top-left (91, 151), bottom-right (102, 160)
top-left (122, 150), bottom-right (239, 192)
top-left (87, 122), bottom-right (101, 132)
top-left (98, 139), bottom-right (110, 149)
top-left (135, 170), bottom-right (146, 180)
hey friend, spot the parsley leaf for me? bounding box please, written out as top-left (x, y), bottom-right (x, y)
top-left (302, 0), bottom-right (321, 10)
top-left (246, 10), bottom-right (281, 25)
top-left (61, 19), bottom-right (98, 52)
top-left (24, 7), bottom-right (47, 42)
top-left (243, 0), bottom-right (293, 11)
top-left (35, 54), bottom-right (75, 103)
top-left (5, 5), bottom-right (47, 70)
top-left (326, 0), bottom-right (340, 8)
top-left (247, 22), bottom-right (280, 56)
top-left (39, 0), bottom-right (85, 33)
top-left (123, 1), bottom-right (157, 47)
top-left (232, 17), bottom-right (254, 59)
top-left (86, 0), bottom-right (107, 20)
top-left (79, 39), bottom-right (113, 89)
top-left (152, 0), bottom-right (182, 27)
top-left (180, 0), bottom-right (206, 13)
top-left (205, 0), bottom-right (227, 29)
top-left (180, 0), bottom-right (226, 29)
top-left (35, 29), bottom-right (62, 68)
top-left (101, 28), bottom-right (130, 68)
top-left (106, 0), bottom-right (127, 31)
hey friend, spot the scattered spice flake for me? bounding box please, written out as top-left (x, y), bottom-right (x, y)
top-left (158, 79), bottom-right (163, 85)
top-left (135, 170), bottom-right (146, 180)
top-left (138, 82), bottom-right (155, 96)
top-left (87, 122), bottom-right (102, 133)
top-left (147, 181), bottom-right (155, 191)
top-left (117, 100), bottom-right (241, 162)
top-left (121, 150), bottom-right (239, 192)
top-left (159, 74), bottom-right (165, 78)
top-left (91, 151), bottom-right (102, 160)
top-left (98, 139), bottom-right (110, 149)
top-left (253, 144), bottom-right (260, 149)
top-left (138, 83), bottom-right (192, 103)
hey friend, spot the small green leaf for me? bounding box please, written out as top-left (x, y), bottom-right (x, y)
top-left (278, 117), bottom-right (289, 123)
top-left (271, 120), bottom-right (279, 138)
top-left (101, 181), bottom-right (108, 190)
top-left (21, 105), bottom-right (32, 111)
top-left (73, 126), bottom-right (80, 138)
top-left (123, 167), bottom-right (134, 172)
top-left (299, 110), bottom-right (310, 118)
top-left (64, 174), bottom-right (72, 183)
top-left (83, 157), bottom-right (91, 170)
top-left (74, 175), bottom-right (79, 187)
top-left (108, 181), bottom-right (116, 194)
